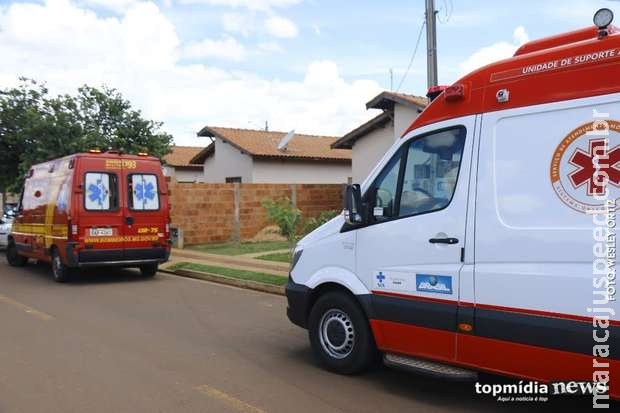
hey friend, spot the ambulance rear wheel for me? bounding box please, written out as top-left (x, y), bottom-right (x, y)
top-left (51, 248), bottom-right (71, 283)
top-left (308, 291), bottom-right (377, 375)
top-left (140, 264), bottom-right (158, 278)
top-left (6, 241), bottom-right (28, 267)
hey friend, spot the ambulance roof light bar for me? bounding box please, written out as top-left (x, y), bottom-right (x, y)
top-left (594, 8), bottom-right (614, 38)
top-left (426, 84), bottom-right (465, 103)
top-left (427, 85), bottom-right (447, 102)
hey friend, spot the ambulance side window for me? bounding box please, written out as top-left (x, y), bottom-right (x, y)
top-left (129, 174), bottom-right (160, 211)
top-left (84, 172), bottom-right (118, 211)
top-left (398, 127), bottom-right (466, 217)
top-left (368, 149), bottom-right (403, 222)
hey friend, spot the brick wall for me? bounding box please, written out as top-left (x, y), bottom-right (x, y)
top-left (167, 179), bottom-right (344, 245)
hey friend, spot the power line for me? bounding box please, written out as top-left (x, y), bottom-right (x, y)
top-left (396, 19), bottom-right (426, 92)
top-left (437, 0), bottom-right (453, 24)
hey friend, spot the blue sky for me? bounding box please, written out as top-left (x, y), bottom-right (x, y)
top-left (0, 0), bottom-right (617, 145)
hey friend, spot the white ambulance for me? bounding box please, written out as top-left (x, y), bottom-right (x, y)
top-left (286, 9), bottom-right (619, 399)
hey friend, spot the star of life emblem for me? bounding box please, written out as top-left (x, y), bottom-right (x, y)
top-left (550, 120), bottom-right (620, 213)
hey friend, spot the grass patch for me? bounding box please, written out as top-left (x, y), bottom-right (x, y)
top-left (255, 252), bottom-right (292, 263)
top-left (188, 241), bottom-right (290, 256)
top-left (168, 262), bottom-right (288, 286)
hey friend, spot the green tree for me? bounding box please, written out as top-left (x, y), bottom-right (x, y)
top-left (0, 78), bottom-right (173, 194)
top-left (261, 197), bottom-right (302, 246)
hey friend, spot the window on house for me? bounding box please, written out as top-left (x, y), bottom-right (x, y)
top-left (226, 177), bottom-right (242, 183)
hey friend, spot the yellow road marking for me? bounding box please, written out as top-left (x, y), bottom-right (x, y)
top-left (0, 293), bottom-right (54, 321)
top-left (196, 385), bottom-right (266, 413)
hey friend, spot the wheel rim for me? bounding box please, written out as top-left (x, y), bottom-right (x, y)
top-left (52, 254), bottom-right (61, 278)
top-left (318, 309), bottom-right (355, 359)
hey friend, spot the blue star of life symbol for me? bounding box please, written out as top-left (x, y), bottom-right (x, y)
top-left (88, 179), bottom-right (109, 206)
top-left (376, 271), bottom-right (386, 287)
top-left (135, 181), bottom-right (156, 202)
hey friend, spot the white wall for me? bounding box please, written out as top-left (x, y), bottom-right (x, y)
top-left (351, 125), bottom-right (394, 184)
top-left (252, 159), bottom-right (352, 184)
top-left (203, 138), bottom-right (254, 183)
top-left (349, 104), bottom-right (420, 184)
top-left (394, 104), bottom-right (420, 139)
top-left (175, 169), bottom-right (204, 183)
top-left (163, 166), bottom-right (204, 183)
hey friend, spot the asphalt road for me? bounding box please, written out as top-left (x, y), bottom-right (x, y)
top-left (0, 259), bottom-right (605, 413)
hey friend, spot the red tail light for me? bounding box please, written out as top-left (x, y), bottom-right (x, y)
top-left (67, 219), bottom-right (78, 241)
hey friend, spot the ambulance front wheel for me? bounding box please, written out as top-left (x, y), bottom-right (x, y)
top-left (6, 240), bottom-right (28, 267)
top-left (308, 291), bottom-right (378, 375)
top-left (51, 248), bottom-right (71, 283)
top-left (140, 264), bottom-right (158, 278)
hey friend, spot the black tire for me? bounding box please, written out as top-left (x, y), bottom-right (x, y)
top-left (6, 240), bottom-right (28, 267)
top-left (140, 264), bottom-right (158, 278)
top-left (51, 248), bottom-right (71, 283)
top-left (308, 291), bottom-right (378, 375)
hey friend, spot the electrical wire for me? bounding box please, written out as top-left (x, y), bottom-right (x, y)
top-left (437, 0), bottom-right (453, 24)
top-left (396, 19), bottom-right (426, 92)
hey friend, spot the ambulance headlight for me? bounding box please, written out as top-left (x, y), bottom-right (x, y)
top-left (594, 8), bottom-right (614, 29)
top-left (290, 248), bottom-right (303, 273)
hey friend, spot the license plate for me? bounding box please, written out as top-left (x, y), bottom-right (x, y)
top-left (89, 228), bottom-right (113, 237)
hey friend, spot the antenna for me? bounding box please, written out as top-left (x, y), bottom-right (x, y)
top-left (277, 130), bottom-right (295, 151)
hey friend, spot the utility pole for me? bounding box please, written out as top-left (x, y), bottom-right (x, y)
top-left (425, 0), bottom-right (438, 88)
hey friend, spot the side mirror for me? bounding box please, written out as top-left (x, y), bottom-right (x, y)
top-left (344, 184), bottom-right (364, 225)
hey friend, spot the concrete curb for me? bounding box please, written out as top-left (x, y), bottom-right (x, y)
top-left (161, 268), bottom-right (285, 296)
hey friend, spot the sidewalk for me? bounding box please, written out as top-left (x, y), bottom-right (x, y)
top-left (162, 248), bottom-right (290, 277)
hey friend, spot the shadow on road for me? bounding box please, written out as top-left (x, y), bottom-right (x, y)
top-left (5, 259), bottom-right (158, 286)
top-left (285, 344), bottom-right (610, 412)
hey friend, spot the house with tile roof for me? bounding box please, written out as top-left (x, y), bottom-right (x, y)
top-left (191, 127), bottom-right (352, 184)
top-left (163, 146), bottom-right (205, 183)
top-left (331, 91), bottom-right (427, 184)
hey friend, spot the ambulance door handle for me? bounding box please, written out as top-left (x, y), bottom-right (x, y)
top-left (429, 237), bottom-right (459, 245)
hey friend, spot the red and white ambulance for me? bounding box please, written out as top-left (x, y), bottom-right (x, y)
top-left (286, 9), bottom-right (619, 400)
top-left (6, 151), bottom-right (171, 282)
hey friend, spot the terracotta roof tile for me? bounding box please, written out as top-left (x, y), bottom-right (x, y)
top-left (197, 127), bottom-right (351, 161)
top-left (366, 91), bottom-right (428, 111)
top-left (163, 146), bottom-right (204, 168)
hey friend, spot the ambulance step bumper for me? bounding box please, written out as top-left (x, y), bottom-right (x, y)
top-left (383, 353), bottom-right (478, 381)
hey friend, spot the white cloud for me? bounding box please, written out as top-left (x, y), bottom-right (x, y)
top-left (257, 41), bottom-right (283, 54)
top-left (0, 0), bottom-right (380, 146)
top-left (458, 26), bottom-right (529, 77)
top-left (182, 36), bottom-right (247, 61)
top-left (78, 0), bottom-right (140, 13)
top-left (222, 12), bottom-right (254, 36)
top-left (178, 0), bottom-right (301, 11)
top-left (264, 15), bottom-right (298, 38)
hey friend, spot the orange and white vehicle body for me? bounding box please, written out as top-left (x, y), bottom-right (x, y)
top-left (286, 15), bottom-right (620, 400)
top-left (8, 151), bottom-right (171, 276)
